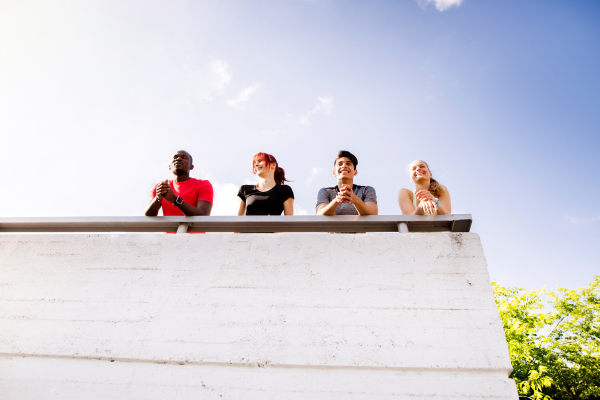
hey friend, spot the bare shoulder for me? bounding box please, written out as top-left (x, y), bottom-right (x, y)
top-left (398, 188), bottom-right (412, 198)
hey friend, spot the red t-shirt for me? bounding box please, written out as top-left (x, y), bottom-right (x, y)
top-left (151, 178), bottom-right (213, 216)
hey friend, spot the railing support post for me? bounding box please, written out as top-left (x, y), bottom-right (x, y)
top-left (176, 223), bottom-right (189, 234)
top-left (398, 222), bottom-right (409, 233)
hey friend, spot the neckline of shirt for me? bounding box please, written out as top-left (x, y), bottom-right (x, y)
top-left (253, 184), bottom-right (281, 193)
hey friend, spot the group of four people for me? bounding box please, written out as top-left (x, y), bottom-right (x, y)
top-left (143, 150), bottom-right (451, 217)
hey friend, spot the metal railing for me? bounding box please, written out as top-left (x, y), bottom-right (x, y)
top-left (0, 215), bottom-right (472, 233)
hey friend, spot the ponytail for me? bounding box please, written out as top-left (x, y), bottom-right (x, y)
top-left (429, 178), bottom-right (444, 198)
top-left (274, 166), bottom-right (287, 185)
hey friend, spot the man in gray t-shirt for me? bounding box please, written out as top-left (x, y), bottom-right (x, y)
top-left (316, 151), bottom-right (378, 216)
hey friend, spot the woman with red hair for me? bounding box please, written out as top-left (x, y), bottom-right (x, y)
top-left (237, 153), bottom-right (294, 215)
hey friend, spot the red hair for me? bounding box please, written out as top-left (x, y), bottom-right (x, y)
top-left (252, 153), bottom-right (289, 185)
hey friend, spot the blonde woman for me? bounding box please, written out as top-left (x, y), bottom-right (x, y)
top-left (398, 160), bottom-right (451, 215)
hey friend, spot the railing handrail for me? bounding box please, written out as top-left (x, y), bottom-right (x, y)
top-left (0, 215), bottom-right (472, 233)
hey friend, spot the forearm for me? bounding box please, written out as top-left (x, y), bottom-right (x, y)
top-left (316, 199), bottom-right (340, 215)
top-left (176, 201), bottom-right (211, 216)
top-left (436, 204), bottom-right (450, 215)
top-left (352, 198), bottom-right (378, 215)
top-left (411, 206), bottom-right (425, 215)
top-left (144, 198), bottom-right (162, 216)
top-left (436, 193), bottom-right (451, 215)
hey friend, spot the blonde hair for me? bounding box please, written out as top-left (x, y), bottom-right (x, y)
top-left (407, 160), bottom-right (445, 198)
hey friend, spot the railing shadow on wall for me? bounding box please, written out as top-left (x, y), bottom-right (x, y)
top-left (0, 215), bottom-right (472, 234)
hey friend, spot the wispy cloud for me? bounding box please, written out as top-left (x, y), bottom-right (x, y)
top-left (306, 167), bottom-right (322, 185)
top-left (206, 58), bottom-right (232, 98)
top-left (300, 96), bottom-right (334, 126)
top-left (226, 84), bottom-right (260, 110)
top-left (416, 0), bottom-right (462, 12)
top-left (567, 216), bottom-right (600, 225)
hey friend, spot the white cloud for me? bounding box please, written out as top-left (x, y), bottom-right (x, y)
top-left (226, 84), bottom-right (260, 110)
top-left (208, 58), bottom-right (232, 96)
top-left (300, 96), bottom-right (334, 126)
top-left (211, 182), bottom-right (240, 216)
top-left (313, 96), bottom-right (334, 115)
top-left (294, 205), bottom-right (309, 215)
top-left (567, 216), bottom-right (600, 225)
top-left (299, 116), bottom-right (311, 126)
top-left (306, 167), bottom-right (322, 185)
top-left (417, 0), bottom-right (462, 12)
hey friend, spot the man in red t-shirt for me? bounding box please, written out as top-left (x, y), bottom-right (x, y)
top-left (144, 150), bottom-right (213, 217)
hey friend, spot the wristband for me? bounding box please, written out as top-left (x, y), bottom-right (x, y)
top-left (435, 198), bottom-right (440, 207)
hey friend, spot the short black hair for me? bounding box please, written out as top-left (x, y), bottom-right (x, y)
top-left (334, 150), bottom-right (358, 168)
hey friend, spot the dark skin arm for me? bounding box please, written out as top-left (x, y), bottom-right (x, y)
top-left (144, 180), bottom-right (170, 216)
top-left (144, 197), bottom-right (163, 216)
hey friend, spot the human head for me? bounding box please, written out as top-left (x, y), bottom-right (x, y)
top-left (407, 159), bottom-right (443, 197)
top-left (252, 152), bottom-right (288, 185)
top-left (169, 150), bottom-right (194, 175)
top-left (334, 150), bottom-right (358, 169)
top-left (333, 150), bottom-right (358, 181)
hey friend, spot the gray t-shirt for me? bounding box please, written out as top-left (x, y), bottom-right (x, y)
top-left (316, 185), bottom-right (378, 215)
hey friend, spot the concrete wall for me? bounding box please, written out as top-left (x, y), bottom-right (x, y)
top-left (0, 233), bottom-right (518, 399)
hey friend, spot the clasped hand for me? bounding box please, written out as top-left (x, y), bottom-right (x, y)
top-left (415, 189), bottom-right (437, 215)
top-left (336, 185), bottom-right (355, 204)
top-left (156, 180), bottom-right (176, 202)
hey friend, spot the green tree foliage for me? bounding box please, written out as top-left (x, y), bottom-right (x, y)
top-left (493, 276), bottom-right (600, 400)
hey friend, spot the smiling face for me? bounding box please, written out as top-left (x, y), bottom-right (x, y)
top-left (333, 157), bottom-right (357, 180)
top-left (169, 151), bottom-right (194, 174)
top-left (253, 157), bottom-right (275, 177)
top-left (408, 160), bottom-right (431, 183)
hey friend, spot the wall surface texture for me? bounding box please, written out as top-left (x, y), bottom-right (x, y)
top-left (0, 232), bottom-right (518, 399)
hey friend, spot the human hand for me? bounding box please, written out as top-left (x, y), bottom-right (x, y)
top-left (343, 185), bottom-right (357, 203)
top-left (156, 180), bottom-right (170, 200)
top-left (420, 199), bottom-right (437, 215)
top-left (163, 186), bottom-right (177, 203)
top-left (415, 190), bottom-right (435, 203)
top-left (336, 185), bottom-right (353, 204)
top-left (416, 190), bottom-right (438, 214)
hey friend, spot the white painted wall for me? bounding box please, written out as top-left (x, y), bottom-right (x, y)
top-left (0, 233), bottom-right (518, 399)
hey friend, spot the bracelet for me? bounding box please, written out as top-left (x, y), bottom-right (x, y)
top-left (155, 197), bottom-right (162, 206)
top-left (435, 198), bottom-right (440, 207)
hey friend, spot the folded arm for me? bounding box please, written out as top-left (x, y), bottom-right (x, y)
top-left (316, 198), bottom-right (340, 215)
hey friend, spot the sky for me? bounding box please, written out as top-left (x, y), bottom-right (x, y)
top-left (1, 0), bottom-right (599, 290)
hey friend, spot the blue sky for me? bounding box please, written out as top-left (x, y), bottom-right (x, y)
top-left (1, 0), bottom-right (599, 290)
